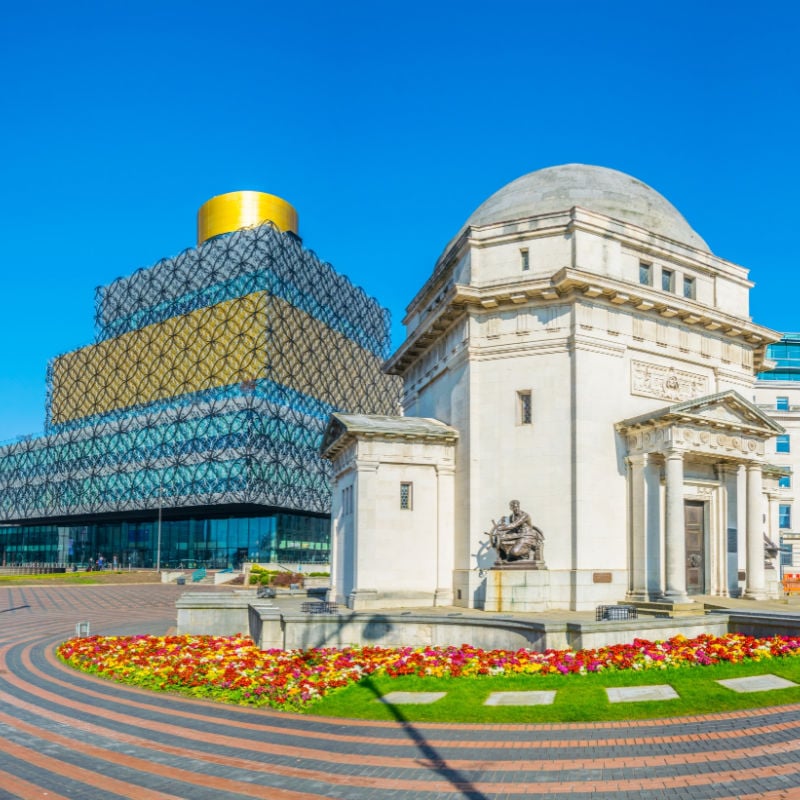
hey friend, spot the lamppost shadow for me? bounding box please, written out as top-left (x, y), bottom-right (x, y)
top-left (358, 673), bottom-right (490, 800)
top-left (298, 606), bottom-right (490, 800)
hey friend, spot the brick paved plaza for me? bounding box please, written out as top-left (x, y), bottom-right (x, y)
top-left (1, 584), bottom-right (800, 799)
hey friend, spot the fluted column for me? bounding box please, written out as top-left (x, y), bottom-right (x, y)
top-left (714, 463), bottom-right (731, 597)
top-left (664, 448), bottom-right (689, 602)
top-left (434, 462), bottom-right (456, 606)
top-left (627, 454), bottom-right (649, 600)
top-left (744, 463), bottom-right (766, 600)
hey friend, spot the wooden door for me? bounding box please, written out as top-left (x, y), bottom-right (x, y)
top-left (685, 501), bottom-right (705, 594)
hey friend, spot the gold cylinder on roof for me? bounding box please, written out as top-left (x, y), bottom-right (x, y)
top-left (197, 191), bottom-right (298, 244)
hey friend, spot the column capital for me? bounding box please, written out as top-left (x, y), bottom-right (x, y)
top-left (626, 453), bottom-right (650, 468)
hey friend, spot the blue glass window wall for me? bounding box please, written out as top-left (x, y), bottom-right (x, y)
top-left (0, 511), bottom-right (329, 569)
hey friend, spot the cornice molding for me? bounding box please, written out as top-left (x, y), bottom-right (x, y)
top-left (386, 266), bottom-right (779, 376)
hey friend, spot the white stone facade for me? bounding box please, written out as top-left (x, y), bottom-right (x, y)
top-left (324, 164), bottom-right (790, 611)
top-left (321, 415), bottom-right (458, 609)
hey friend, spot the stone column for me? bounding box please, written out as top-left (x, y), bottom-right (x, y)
top-left (434, 460), bottom-right (456, 606)
top-left (664, 448), bottom-right (689, 602)
top-left (348, 460), bottom-right (379, 609)
top-left (744, 462), bottom-right (766, 600)
top-left (767, 492), bottom-right (781, 548)
top-left (714, 463), bottom-right (731, 597)
top-left (626, 454), bottom-right (649, 601)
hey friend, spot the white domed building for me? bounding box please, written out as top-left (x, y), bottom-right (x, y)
top-left (322, 164), bottom-right (786, 612)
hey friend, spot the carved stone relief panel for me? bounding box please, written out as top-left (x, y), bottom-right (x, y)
top-left (631, 360), bottom-right (709, 402)
top-left (675, 426), bottom-right (764, 458)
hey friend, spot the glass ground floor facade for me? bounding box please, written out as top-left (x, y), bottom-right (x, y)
top-left (0, 507), bottom-right (330, 570)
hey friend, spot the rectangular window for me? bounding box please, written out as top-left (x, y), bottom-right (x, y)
top-left (777, 434), bottom-right (791, 453)
top-left (661, 268), bottom-right (674, 292)
top-left (342, 485), bottom-right (354, 515)
top-left (639, 262), bottom-right (652, 286)
top-left (520, 249), bottom-right (530, 271)
top-left (683, 276), bottom-right (696, 299)
top-left (400, 482), bottom-right (413, 510)
top-left (779, 504), bottom-right (792, 529)
top-left (517, 390), bottom-right (532, 425)
top-left (779, 475), bottom-right (792, 489)
top-left (777, 396), bottom-right (790, 411)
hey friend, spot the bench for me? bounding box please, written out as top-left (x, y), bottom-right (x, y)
top-left (301, 601), bottom-right (338, 614)
top-left (596, 605), bottom-right (638, 622)
top-left (783, 573), bottom-right (800, 595)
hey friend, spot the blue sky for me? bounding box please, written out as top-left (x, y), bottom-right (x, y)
top-left (0, 1), bottom-right (798, 441)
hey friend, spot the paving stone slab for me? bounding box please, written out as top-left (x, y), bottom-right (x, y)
top-left (716, 674), bottom-right (799, 693)
top-left (378, 691), bottom-right (447, 705)
top-left (484, 691), bottom-right (556, 706)
top-left (606, 684), bottom-right (679, 703)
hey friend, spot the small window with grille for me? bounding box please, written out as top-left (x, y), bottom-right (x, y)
top-left (518, 390), bottom-right (532, 425)
top-left (400, 482), bottom-right (413, 510)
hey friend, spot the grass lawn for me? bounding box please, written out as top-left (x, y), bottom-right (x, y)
top-left (309, 658), bottom-right (800, 723)
top-left (0, 571), bottom-right (161, 586)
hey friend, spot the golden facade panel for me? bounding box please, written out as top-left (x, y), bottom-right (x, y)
top-left (50, 293), bottom-right (269, 424)
top-left (49, 292), bottom-right (395, 425)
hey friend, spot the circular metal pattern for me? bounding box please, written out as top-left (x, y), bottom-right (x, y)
top-left (0, 223), bottom-right (401, 521)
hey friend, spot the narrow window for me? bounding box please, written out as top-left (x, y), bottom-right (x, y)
top-left (777, 434), bottom-right (791, 454)
top-left (342, 485), bottom-right (353, 515)
top-left (661, 268), bottom-right (674, 292)
top-left (779, 475), bottom-right (792, 489)
top-left (683, 276), bottom-right (696, 300)
top-left (639, 262), bottom-right (652, 286)
top-left (779, 504), bottom-right (792, 529)
top-left (400, 482), bottom-right (413, 510)
top-left (520, 249), bottom-right (530, 271)
top-left (777, 396), bottom-right (789, 411)
top-left (517, 390), bottom-right (532, 425)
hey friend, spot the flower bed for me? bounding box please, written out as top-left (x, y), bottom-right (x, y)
top-left (56, 632), bottom-right (800, 711)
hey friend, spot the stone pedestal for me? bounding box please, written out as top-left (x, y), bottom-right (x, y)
top-left (482, 568), bottom-right (551, 613)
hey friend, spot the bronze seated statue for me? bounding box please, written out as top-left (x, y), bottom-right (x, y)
top-left (485, 499), bottom-right (544, 565)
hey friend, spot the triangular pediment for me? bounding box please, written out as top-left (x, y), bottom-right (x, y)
top-left (618, 390), bottom-right (784, 437)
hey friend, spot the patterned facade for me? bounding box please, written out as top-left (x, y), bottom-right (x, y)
top-left (0, 215), bottom-right (399, 568)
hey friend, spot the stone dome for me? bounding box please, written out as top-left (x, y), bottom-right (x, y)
top-left (464, 164), bottom-right (709, 252)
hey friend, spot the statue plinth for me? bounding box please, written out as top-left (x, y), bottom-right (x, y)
top-left (481, 567), bottom-right (551, 612)
top-left (492, 560), bottom-right (547, 571)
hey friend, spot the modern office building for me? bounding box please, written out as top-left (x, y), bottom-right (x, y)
top-left (0, 191), bottom-right (400, 569)
top-left (754, 333), bottom-right (800, 571)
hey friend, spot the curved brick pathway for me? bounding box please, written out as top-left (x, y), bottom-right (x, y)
top-left (1, 585), bottom-right (800, 799)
